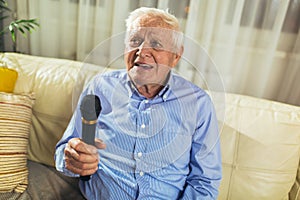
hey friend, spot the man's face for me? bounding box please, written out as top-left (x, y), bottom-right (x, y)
top-left (124, 24), bottom-right (182, 88)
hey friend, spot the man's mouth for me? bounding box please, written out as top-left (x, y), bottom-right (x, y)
top-left (134, 63), bottom-right (154, 70)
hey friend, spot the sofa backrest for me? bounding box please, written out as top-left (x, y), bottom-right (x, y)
top-left (1, 52), bottom-right (300, 199)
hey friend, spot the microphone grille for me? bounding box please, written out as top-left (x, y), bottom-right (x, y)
top-left (80, 94), bottom-right (101, 121)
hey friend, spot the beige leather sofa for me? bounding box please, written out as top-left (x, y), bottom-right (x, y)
top-left (0, 52), bottom-right (299, 200)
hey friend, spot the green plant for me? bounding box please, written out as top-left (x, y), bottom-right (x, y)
top-left (0, 0), bottom-right (39, 42)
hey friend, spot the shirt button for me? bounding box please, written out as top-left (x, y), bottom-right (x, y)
top-left (141, 124), bottom-right (145, 129)
top-left (145, 100), bottom-right (149, 103)
top-left (137, 152), bottom-right (142, 158)
top-left (139, 171), bottom-right (144, 176)
top-left (163, 95), bottom-right (167, 100)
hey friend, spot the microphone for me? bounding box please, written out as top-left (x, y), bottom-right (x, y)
top-left (79, 94), bottom-right (101, 181)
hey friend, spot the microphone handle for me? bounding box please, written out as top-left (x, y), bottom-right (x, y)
top-left (82, 123), bottom-right (96, 145)
top-left (80, 123), bottom-right (96, 181)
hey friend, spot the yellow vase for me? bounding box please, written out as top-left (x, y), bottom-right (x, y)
top-left (0, 67), bottom-right (18, 93)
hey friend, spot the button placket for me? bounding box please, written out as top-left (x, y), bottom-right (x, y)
top-left (134, 98), bottom-right (151, 177)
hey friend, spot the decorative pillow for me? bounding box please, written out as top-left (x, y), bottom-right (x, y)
top-left (0, 61), bottom-right (18, 93)
top-left (218, 93), bottom-right (300, 200)
top-left (0, 92), bottom-right (35, 193)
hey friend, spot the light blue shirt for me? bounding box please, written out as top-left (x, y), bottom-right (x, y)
top-left (55, 70), bottom-right (222, 200)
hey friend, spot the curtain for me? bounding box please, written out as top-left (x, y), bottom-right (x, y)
top-left (15, 0), bottom-right (300, 106)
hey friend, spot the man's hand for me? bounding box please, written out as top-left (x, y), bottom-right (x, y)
top-left (64, 138), bottom-right (106, 176)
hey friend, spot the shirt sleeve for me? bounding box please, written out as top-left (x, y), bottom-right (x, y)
top-left (179, 95), bottom-right (222, 200)
top-left (54, 110), bottom-right (82, 177)
top-left (54, 88), bottom-right (90, 177)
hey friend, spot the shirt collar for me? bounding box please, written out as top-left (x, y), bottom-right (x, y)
top-left (125, 71), bottom-right (174, 101)
top-left (157, 72), bottom-right (172, 102)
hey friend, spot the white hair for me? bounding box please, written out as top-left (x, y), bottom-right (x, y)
top-left (125, 7), bottom-right (183, 53)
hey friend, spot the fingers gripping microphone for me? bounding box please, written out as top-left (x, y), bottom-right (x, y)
top-left (80, 94), bottom-right (101, 181)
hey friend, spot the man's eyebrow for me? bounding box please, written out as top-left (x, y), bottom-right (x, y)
top-left (129, 32), bottom-right (138, 37)
top-left (148, 32), bottom-right (164, 40)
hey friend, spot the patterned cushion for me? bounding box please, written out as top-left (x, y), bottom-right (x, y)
top-left (0, 92), bottom-right (35, 193)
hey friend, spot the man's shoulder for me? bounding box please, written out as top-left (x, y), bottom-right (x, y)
top-left (171, 72), bottom-right (213, 105)
top-left (171, 72), bottom-right (205, 93)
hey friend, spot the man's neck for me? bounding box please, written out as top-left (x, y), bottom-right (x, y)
top-left (136, 84), bottom-right (164, 99)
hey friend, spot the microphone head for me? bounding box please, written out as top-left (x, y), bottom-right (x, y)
top-left (80, 94), bottom-right (101, 121)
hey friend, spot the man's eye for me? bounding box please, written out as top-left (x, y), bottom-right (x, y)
top-left (151, 41), bottom-right (163, 49)
top-left (130, 38), bottom-right (142, 47)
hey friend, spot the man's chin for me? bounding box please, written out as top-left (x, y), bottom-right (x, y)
top-left (128, 71), bottom-right (162, 85)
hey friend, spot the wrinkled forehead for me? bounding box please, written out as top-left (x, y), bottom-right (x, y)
top-left (127, 26), bottom-right (175, 40)
top-left (125, 16), bottom-right (182, 53)
top-left (125, 27), bottom-right (181, 54)
top-left (126, 15), bottom-right (179, 41)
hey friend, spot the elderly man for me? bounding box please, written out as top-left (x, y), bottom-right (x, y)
top-left (55, 7), bottom-right (222, 200)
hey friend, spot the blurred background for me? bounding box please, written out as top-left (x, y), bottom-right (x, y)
top-left (1, 0), bottom-right (300, 106)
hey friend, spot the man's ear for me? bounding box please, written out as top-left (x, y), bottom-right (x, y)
top-left (171, 46), bottom-right (184, 67)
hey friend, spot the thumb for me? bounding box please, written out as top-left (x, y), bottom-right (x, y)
top-left (95, 138), bottom-right (106, 149)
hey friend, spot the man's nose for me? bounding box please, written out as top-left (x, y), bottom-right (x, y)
top-left (136, 41), bottom-right (152, 58)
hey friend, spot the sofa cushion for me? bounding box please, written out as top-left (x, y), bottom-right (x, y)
top-left (218, 93), bottom-right (300, 200)
top-left (0, 160), bottom-right (85, 200)
top-left (0, 92), bottom-right (35, 193)
top-left (0, 53), bottom-right (103, 166)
